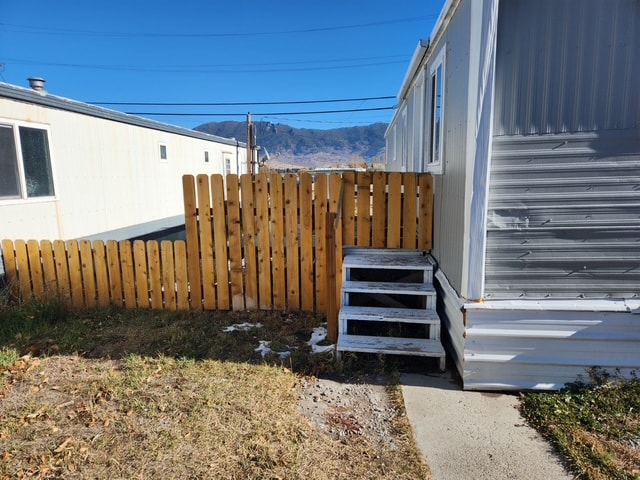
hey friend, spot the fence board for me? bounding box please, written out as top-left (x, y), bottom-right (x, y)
top-left (226, 174), bottom-right (245, 311)
top-left (418, 174), bottom-right (433, 250)
top-left (1, 240), bottom-right (18, 302)
top-left (40, 240), bottom-right (57, 292)
top-left (211, 174), bottom-right (230, 310)
top-left (240, 174), bottom-right (258, 309)
top-left (106, 240), bottom-right (123, 307)
top-left (270, 173), bottom-right (286, 309)
top-left (255, 173), bottom-right (272, 309)
top-left (14, 240), bottom-right (31, 301)
top-left (65, 240), bottom-right (82, 308)
top-left (315, 174), bottom-right (328, 313)
top-left (402, 174), bottom-right (418, 249)
top-left (120, 241), bottom-right (136, 308)
top-left (329, 173), bottom-right (344, 309)
top-left (174, 240), bottom-right (190, 310)
top-left (299, 172), bottom-right (314, 311)
top-left (161, 240), bottom-right (177, 311)
top-left (182, 175), bottom-right (202, 310)
top-left (52, 240), bottom-right (70, 302)
top-left (79, 240), bottom-right (97, 308)
top-left (93, 240), bottom-right (110, 307)
top-left (387, 173), bottom-right (402, 248)
top-left (197, 174), bottom-right (216, 310)
top-left (147, 240), bottom-right (163, 309)
top-left (133, 240), bottom-right (149, 308)
top-left (356, 172), bottom-right (372, 246)
top-left (284, 174), bottom-right (300, 310)
top-left (27, 240), bottom-right (44, 298)
top-left (341, 171), bottom-right (356, 246)
top-left (372, 172), bottom-right (386, 247)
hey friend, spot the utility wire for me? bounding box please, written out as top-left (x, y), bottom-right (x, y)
top-left (125, 106), bottom-right (395, 117)
top-left (90, 95), bottom-right (395, 106)
top-left (3, 58), bottom-right (406, 74)
top-left (0, 15), bottom-right (437, 38)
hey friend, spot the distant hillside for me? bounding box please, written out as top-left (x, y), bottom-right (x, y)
top-left (195, 121), bottom-right (387, 169)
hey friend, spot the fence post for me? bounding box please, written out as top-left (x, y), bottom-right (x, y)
top-left (325, 211), bottom-right (338, 343)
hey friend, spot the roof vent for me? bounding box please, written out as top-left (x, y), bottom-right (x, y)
top-left (27, 77), bottom-right (46, 94)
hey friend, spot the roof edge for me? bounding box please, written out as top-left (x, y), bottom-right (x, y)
top-left (396, 0), bottom-right (462, 102)
top-left (0, 82), bottom-right (246, 148)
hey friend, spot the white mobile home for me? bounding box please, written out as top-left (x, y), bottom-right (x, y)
top-left (1, 80), bottom-right (247, 242)
top-left (386, 0), bottom-right (640, 389)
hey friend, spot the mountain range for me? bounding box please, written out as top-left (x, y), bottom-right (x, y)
top-left (195, 121), bottom-right (387, 169)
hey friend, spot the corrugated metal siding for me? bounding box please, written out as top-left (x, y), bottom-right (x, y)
top-left (485, 131), bottom-right (640, 299)
top-left (463, 305), bottom-right (640, 390)
top-left (493, 0), bottom-right (640, 136)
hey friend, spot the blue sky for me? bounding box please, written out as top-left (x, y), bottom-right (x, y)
top-left (0, 1), bottom-right (444, 130)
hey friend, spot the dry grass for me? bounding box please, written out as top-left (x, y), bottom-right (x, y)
top-left (0, 304), bottom-right (431, 479)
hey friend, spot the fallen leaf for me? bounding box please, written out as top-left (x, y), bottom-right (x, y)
top-left (54, 437), bottom-right (73, 453)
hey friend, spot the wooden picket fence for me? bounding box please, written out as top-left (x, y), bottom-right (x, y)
top-left (1, 171), bottom-right (433, 315)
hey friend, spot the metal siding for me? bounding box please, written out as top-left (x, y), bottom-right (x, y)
top-left (0, 96), bottom-right (246, 241)
top-left (493, 0), bottom-right (640, 136)
top-left (431, 0), bottom-right (473, 295)
top-left (463, 306), bottom-right (640, 390)
top-left (486, 131), bottom-right (640, 299)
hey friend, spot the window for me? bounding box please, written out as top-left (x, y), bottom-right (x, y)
top-left (159, 143), bottom-right (168, 161)
top-left (225, 157), bottom-right (231, 176)
top-left (204, 151), bottom-right (209, 163)
top-left (0, 122), bottom-right (55, 200)
top-left (425, 46), bottom-right (446, 174)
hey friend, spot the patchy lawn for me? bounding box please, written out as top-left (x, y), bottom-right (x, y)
top-left (0, 302), bottom-right (431, 479)
top-left (520, 368), bottom-right (640, 480)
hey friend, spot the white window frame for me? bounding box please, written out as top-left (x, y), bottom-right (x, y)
top-left (424, 45), bottom-right (446, 174)
top-left (0, 118), bottom-right (56, 204)
top-left (412, 71), bottom-right (425, 172)
top-left (400, 106), bottom-right (408, 172)
top-left (223, 152), bottom-right (232, 176)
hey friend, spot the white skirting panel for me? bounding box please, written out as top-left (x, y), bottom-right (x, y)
top-left (463, 300), bottom-right (640, 391)
top-left (434, 269), bottom-right (640, 391)
top-left (434, 269), bottom-right (466, 377)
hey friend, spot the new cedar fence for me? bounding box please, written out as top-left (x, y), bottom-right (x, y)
top-left (1, 171), bottom-right (433, 316)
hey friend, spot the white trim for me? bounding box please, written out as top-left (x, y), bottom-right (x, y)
top-left (464, 298), bottom-right (640, 313)
top-left (0, 117), bottom-right (57, 203)
top-left (464, 0), bottom-right (499, 300)
top-left (424, 45), bottom-right (446, 175)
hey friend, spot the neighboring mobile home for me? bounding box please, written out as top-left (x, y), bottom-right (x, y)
top-left (386, 0), bottom-right (640, 390)
top-left (1, 79), bottom-right (247, 243)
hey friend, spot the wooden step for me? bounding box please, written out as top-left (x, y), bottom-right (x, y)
top-left (343, 253), bottom-right (435, 270)
top-left (339, 305), bottom-right (440, 324)
top-left (337, 334), bottom-right (446, 370)
top-left (341, 280), bottom-right (435, 295)
top-left (343, 247), bottom-right (430, 257)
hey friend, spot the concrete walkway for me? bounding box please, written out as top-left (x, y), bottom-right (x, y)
top-left (401, 372), bottom-right (575, 480)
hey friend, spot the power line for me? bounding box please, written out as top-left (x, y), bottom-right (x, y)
top-left (3, 57), bottom-right (406, 74)
top-left (0, 15), bottom-right (437, 38)
top-left (125, 106), bottom-right (395, 117)
top-left (3, 54), bottom-right (408, 71)
top-left (89, 95), bottom-right (395, 107)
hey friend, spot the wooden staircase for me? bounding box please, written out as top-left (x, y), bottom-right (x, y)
top-left (336, 247), bottom-right (446, 371)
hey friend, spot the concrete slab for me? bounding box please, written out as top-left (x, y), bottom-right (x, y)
top-left (401, 372), bottom-right (575, 480)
